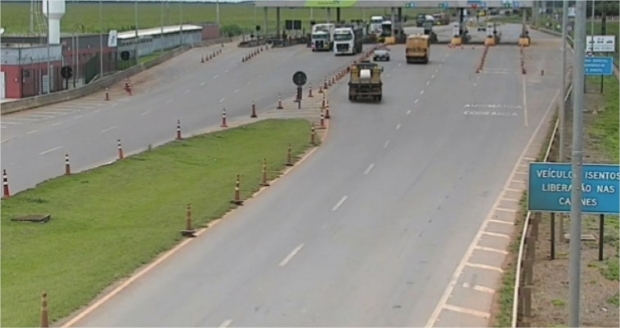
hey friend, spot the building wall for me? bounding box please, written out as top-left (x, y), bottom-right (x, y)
top-left (1, 60), bottom-right (63, 98)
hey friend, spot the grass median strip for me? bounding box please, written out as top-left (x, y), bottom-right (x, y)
top-left (1, 118), bottom-right (314, 327)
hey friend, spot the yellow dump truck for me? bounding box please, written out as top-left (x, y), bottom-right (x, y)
top-left (348, 60), bottom-right (383, 102)
top-left (406, 34), bottom-right (430, 64)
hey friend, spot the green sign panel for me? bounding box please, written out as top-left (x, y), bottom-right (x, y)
top-left (304, 0), bottom-right (359, 8)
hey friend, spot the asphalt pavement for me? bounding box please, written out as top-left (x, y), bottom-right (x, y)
top-left (1, 42), bottom-right (370, 193)
top-left (63, 25), bottom-right (565, 327)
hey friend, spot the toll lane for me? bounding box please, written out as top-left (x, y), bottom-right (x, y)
top-left (1, 44), bottom-right (373, 193)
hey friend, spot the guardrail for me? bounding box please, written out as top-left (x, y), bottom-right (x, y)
top-left (0, 36), bottom-right (238, 116)
top-left (511, 26), bottom-right (619, 327)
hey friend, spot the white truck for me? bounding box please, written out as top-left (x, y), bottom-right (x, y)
top-left (311, 23), bottom-right (335, 51)
top-left (333, 26), bottom-right (364, 56)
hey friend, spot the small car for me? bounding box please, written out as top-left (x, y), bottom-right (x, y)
top-left (373, 49), bottom-right (390, 61)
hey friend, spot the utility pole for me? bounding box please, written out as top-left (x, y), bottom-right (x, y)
top-left (590, 0), bottom-right (595, 41)
top-left (568, 1), bottom-right (586, 327)
top-left (216, 0), bottom-right (221, 26)
top-left (99, 0), bottom-right (104, 77)
top-left (45, 0), bottom-right (51, 94)
top-left (559, 0), bottom-right (568, 163)
top-left (161, 0), bottom-right (164, 44)
top-left (179, 1), bottom-right (183, 46)
top-left (134, 0), bottom-right (139, 62)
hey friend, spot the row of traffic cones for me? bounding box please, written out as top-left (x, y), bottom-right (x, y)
top-left (201, 49), bottom-right (223, 63)
top-left (476, 45), bottom-right (490, 74)
top-left (104, 77), bottom-right (133, 101)
top-left (241, 45), bottom-right (268, 63)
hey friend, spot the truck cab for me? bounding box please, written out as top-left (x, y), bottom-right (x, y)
top-left (311, 31), bottom-right (332, 51)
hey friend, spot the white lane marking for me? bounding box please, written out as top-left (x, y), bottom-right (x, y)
top-left (419, 90), bottom-right (425, 95)
top-left (234, 88), bottom-right (240, 93)
top-left (364, 163), bottom-right (375, 175)
top-left (111, 103), bottom-right (119, 107)
top-left (219, 98), bottom-right (226, 103)
top-left (431, 74), bottom-right (435, 79)
top-left (166, 99), bottom-right (173, 104)
top-left (29, 114), bottom-right (54, 119)
top-left (74, 115), bottom-right (83, 119)
top-left (51, 122), bottom-right (62, 127)
top-left (473, 82), bottom-right (478, 87)
top-left (246, 81), bottom-right (252, 85)
top-left (279, 244), bottom-right (305, 267)
top-left (332, 196), bottom-right (348, 211)
top-left (224, 69), bottom-right (230, 73)
top-left (443, 304), bottom-right (490, 319)
top-left (435, 68), bottom-right (439, 73)
top-left (93, 109), bottom-right (101, 113)
top-left (141, 110), bottom-right (151, 116)
top-left (414, 99), bottom-right (419, 104)
top-left (386, 74), bottom-right (391, 77)
top-left (383, 140), bottom-right (390, 148)
top-left (426, 81), bottom-right (430, 85)
top-left (396, 123), bottom-right (401, 130)
top-left (424, 87), bottom-right (562, 328)
top-left (406, 109), bottom-right (411, 115)
top-left (213, 75), bottom-right (219, 79)
top-left (27, 130), bottom-right (38, 135)
top-left (39, 145), bottom-right (63, 156)
top-left (200, 82), bottom-right (206, 86)
top-left (522, 75), bottom-right (529, 127)
top-left (101, 126), bottom-right (118, 134)
top-left (184, 90), bottom-right (191, 94)
top-left (219, 319), bottom-right (233, 328)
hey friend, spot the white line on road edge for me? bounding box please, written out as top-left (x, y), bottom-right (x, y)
top-left (364, 163), bottom-right (375, 175)
top-left (219, 98), bottom-right (226, 103)
top-left (101, 126), bottom-right (118, 134)
top-left (396, 123), bottom-right (401, 130)
top-left (423, 85), bottom-right (562, 328)
top-left (406, 109), bottom-right (411, 115)
top-left (39, 146), bottom-right (63, 156)
top-left (383, 140), bottom-right (390, 148)
top-left (332, 196), bottom-right (348, 211)
top-left (279, 244), bottom-right (305, 267)
top-left (141, 110), bottom-right (151, 116)
top-left (219, 319), bottom-right (233, 328)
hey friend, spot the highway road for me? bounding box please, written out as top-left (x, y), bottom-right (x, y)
top-left (62, 25), bottom-right (565, 327)
top-left (0, 42), bottom-right (369, 193)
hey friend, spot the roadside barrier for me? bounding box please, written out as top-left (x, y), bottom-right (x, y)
top-left (181, 204), bottom-right (196, 237)
top-left (231, 175), bottom-right (243, 205)
top-left (286, 144), bottom-right (294, 167)
top-left (251, 101), bottom-right (258, 118)
top-left (41, 292), bottom-right (49, 328)
top-left (176, 120), bottom-right (183, 140)
top-left (318, 84), bottom-right (323, 94)
top-left (318, 112), bottom-right (326, 129)
top-left (261, 158), bottom-right (270, 187)
top-left (321, 93), bottom-right (327, 110)
top-left (65, 154), bottom-right (71, 176)
top-left (3, 169), bottom-right (10, 199)
top-left (325, 100), bottom-right (331, 119)
top-left (105, 88), bottom-right (110, 101)
top-left (277, 94), bottom-right (284, 110)
top-left (117, 139), bottom-right (124, 160)
top-left (220, 108), bottom-right (228, 128)
top-left (308, 84), bottom-right (313, 98)
top-left (323, 78), bottom-right (329, 90)
top-left (310, 124), bottom-right (317, 145)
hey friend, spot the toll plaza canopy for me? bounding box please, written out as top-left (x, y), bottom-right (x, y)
top-left (255, 0), bottom-right (533, 8)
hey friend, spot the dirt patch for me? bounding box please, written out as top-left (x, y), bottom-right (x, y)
top-left (529, 77), bottom-right (620, 327)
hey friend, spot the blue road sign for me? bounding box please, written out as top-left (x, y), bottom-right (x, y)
top-left (528, 163), bottom-right (620, 214)
top-left (513, 1), bottom-right (520, 8)
top-left (405, 2), bottom-right (416, 8)
top-left (438, 2), bottom-right (449, 8)
top-left (585, 57), bottom-right (614, 76)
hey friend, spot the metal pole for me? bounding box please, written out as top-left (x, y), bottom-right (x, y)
top-left (72, 33), bottom-right (76, 88)
top-left (216, 0), bottom-right (221, 26)
top-left (46, 0), bottom-right (51, 94)
top-left (559, 0), bottom-right (568, 163)
top-left (99, 0), bottom-right (104, 77)
top-left (590, 0), bottom-right (595, 44)
top-left (179, 1), bottom-right (183, 46)
top-left (568, 1), bottom-right (586, 327)
top-left (134, 0), bottom-right (139, 62)
top-left (161, 0), bottom-right (164, 48)
top-left (30, 0), bottom-right (34, 35)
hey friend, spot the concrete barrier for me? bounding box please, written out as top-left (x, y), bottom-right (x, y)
top-left (1, 36), bottom-right (237, 116)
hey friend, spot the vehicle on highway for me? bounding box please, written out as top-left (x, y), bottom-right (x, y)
top-left (334, 26), bottom-right (363, 56)
top-left (405, 34), bottom-right (430, 64)
top-left (348, 60), bottom-right (383, 102)
top-left (373, 48), bottom-right (390, 61)
top-left (432, 12), bottom-right (451, 25)
top-left (369, 15), bottom-right (384, 36)
top-left (423, 21), bottom-right (438, 43)
top-left (311, 23), bottom-right (336, 51)
top-left (415, 13), bottom-right (426, 27)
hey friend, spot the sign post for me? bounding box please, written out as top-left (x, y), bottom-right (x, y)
top-left (292, 71), bottom-right (307, 110)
